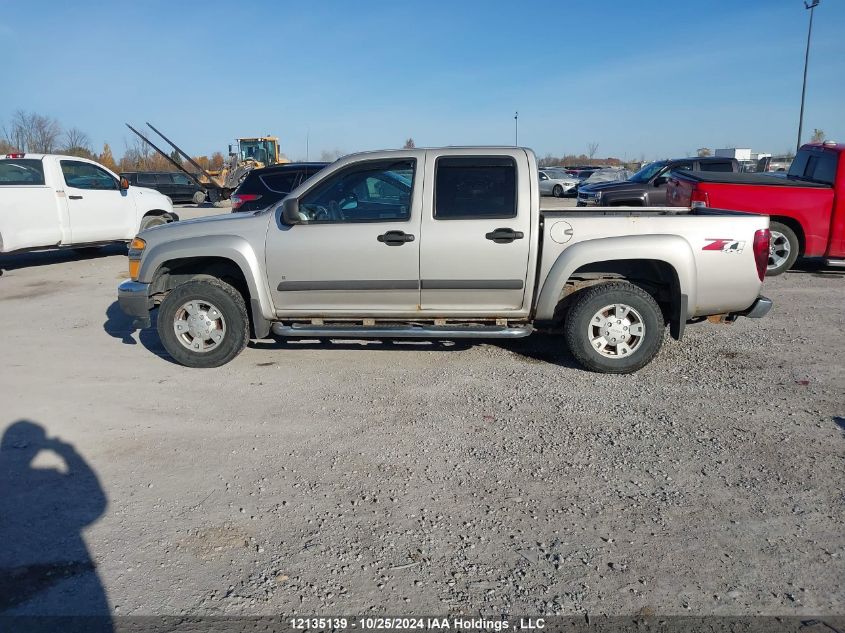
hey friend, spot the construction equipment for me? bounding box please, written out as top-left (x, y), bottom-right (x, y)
top-left (125, 123), bottom-right (288, 204)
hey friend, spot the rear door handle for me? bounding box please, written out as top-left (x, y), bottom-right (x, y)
top-left (485, 228), bottom-right (524, 243)
top-left (69, 195), bottom-right (83, 200)
top-left (377, 230), bottom-right (415, 246)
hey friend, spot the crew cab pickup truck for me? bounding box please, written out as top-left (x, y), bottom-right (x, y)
top-left (666, 142), bottom-right (845, 275)
top-left (0, 153), bottom-right (174, 254)
top-left (577, 156), bottom-right (738, 207)
top-left (117, 147), bottom-right (772, 374)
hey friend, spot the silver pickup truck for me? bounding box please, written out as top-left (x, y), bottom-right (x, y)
top-left (118, 147), bottom-right (772, 373)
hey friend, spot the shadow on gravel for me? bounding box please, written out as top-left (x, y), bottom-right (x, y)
top-left (492, 332), bottom-right (583, 369)
top-left (0, 420), bottom-right (112, 629)
top-left (102, 301), bottom-right (176, 364)
top-left (0, 244), bottom-right (127, 274)
top-left (787, 258), bottom-right (845, 278)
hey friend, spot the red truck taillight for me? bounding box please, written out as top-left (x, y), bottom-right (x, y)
top-left (690, 189), bottom-right (710, 208)
top-left (753, 229), bottom-right (771, 281)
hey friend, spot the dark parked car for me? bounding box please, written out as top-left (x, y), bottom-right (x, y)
top-left (576, 156), bottom-right (739, 207)
top-left (230, 162), bottom-right (329, 212)
top-left (120, 171), bottom-right (206, 204)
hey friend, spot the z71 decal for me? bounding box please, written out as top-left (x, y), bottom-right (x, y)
top-left (703, 238), bottom-right (746, 253)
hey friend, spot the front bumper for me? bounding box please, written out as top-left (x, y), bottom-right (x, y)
top-left (118, 280), bottom-right (152, 328)
top-left (732, 295), bottom-right (773, 319)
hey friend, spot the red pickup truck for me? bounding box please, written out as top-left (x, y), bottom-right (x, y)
top-left (667, 142), bottom-right (845, 275)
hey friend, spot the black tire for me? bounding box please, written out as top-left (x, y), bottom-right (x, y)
top-left (157, 279), bottom-right (249, 368)
top-left (140, 215), bottom-right (168, 231)
top-left (766, 221), bottom-right (799, 276)
top-left (553, 184), bottom-right (563, 198)
top-left (564, 281), bottom-right (665, 374)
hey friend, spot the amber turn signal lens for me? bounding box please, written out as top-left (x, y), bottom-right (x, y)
top-left (128, 259), bottom-right (141, 280)
top-left (130, 237), bottom-right (146, 251)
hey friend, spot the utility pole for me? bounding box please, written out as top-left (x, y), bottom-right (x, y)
top-left (797, 0), bottom-right (820, 151)
top-left (514, 112), bottom-right (519, 147)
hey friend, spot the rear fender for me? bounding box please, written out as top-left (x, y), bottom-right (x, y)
top-left (535, 235), bottom-right (697, 336)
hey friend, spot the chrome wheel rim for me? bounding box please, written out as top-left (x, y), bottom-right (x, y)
top-left (768, 230), bottom-right (790, 270)
top-left (587, 303), bottom-right (645, 359)
top-left (173, 300), bottom-right (226, 352)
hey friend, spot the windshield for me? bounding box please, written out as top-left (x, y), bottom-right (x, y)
top-left (629, 161), bottom-right (667, 183)
top-left (239, 139), bottom-right (277, 165)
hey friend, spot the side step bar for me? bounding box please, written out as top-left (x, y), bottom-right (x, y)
top-left (823, 258), bottom-right (845, 268)
top-left (270, 323), bottom-right (534, 339)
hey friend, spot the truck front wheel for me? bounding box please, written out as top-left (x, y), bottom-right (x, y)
top-left (157, 279), bottom-right (249, 368)
top-left (766, 221), bottom-right (799, 276)
top-left (564, 282), bottom-right (664, 374)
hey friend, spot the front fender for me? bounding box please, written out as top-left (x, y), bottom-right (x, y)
top-left (535, 234), bottom-right (698, 328)
top-left (138, 235), bottom-right (274, 321)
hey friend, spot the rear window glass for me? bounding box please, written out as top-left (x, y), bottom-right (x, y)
top-left (155, 174), bottom-right (174, 184)
top-left (435, 156), bottom-right (516, 220)
top-left (137, 173), bottom-right (156, 185)
top-left (260, 171), bottom-right (302, 193)
top-left (0, 159), bottom-right (45, 185)
top-left (789, 149), bottom-right (838, 185)
top-left (700, 161), bottom-right (734, 172)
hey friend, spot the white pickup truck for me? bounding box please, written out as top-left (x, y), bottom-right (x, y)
top-left (0, 153), bottom-right (175, 254)
top-left (118, 147), bottom-right (772, 373)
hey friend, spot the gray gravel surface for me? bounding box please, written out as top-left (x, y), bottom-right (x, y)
top-left (0, 236), bottom-right (842, 617)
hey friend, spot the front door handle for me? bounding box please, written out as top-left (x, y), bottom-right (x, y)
top-left (69, 195), bottom-right (84, 200)
top-left (485, 228), bottom-right (524, 244)
top-left (377, 230), bottom-right (415, 246)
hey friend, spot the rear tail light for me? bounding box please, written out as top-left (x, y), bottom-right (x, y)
top-left (753, 229), bottom-right (771, 281)
top-left (690, 189), bottom-right (710, 209)
top-left (230, 193), bottom-right (261, 210)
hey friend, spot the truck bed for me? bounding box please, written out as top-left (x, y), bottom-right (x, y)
top-left (673, 171), bottom-right (830, 188)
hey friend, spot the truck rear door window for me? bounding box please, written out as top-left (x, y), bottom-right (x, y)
top-left (137, 173), bottom-right (156, 185)
top-left (0, 159), bottom-right (46, 185)
top-left (434, 157), bottom-right (516, 219)
top-left (155, 174), bottom-right (174, 184)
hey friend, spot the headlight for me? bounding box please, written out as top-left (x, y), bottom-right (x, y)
top-left (128, 237), bottom-right (146, 280)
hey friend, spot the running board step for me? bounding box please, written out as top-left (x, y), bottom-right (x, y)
top-left (823, 258), bottom-right (845, 268)
top-left (270, 323), bottom-right (534, 339)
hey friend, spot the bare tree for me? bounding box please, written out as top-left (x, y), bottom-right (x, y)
top-left (811, 128), bottom-right (825, 143)
top-left (587, 142), bottom-right (599, 160)
top-left (62, 127), bottom-right (93, 158)
top-left (10, 110), bottom-right (63, 153)
top-left (697, 147), bottom-right (712, 157)
top-left (319, 148), bottom-right (345, 162)
top-left (403, 138), bottom-right (415, 149)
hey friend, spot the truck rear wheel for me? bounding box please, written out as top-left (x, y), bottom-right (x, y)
top-left (564, 282), bottom-right (664, 374)
top-left (766, 221), bottom-right (799, 276)
top-left (157, 279), bottom-right (249, 368)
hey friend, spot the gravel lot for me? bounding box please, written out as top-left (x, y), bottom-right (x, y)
top-left (1, 197), bottom-right (843, 618)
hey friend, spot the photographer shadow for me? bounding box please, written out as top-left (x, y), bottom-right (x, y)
top-left (0, 420), bottom-right (112, 630)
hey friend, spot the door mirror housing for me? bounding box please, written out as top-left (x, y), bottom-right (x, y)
top-left (119, 177), bottom-right (130, 190)
top-left (281, 197), bottom-right (304, 225)
top-left (653, 176), bottom-right (668, 187)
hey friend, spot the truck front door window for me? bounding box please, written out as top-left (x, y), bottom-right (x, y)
top-left (299, 160), bottom-right (414, 223)
top-left (60, 161), bottom-right (118, 190)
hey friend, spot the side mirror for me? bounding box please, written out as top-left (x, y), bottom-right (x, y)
top-left (119, 177), bottom-right (130, 190)
top-left (653, 176), bottom-right (668, 187)
top-left (281, 197), bottom-right (303, 225)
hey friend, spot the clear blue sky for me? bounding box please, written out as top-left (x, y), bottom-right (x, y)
top-left (1, 0), bottom-right (842, 161)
